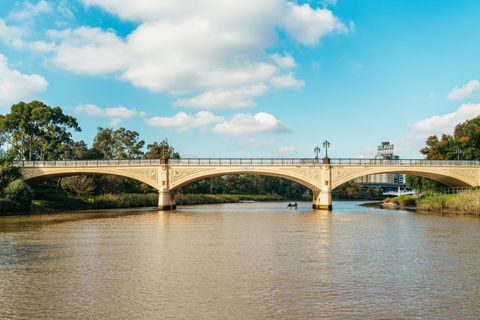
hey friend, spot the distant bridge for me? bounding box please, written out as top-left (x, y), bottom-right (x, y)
top-left (12, 158), bottom-right (480, 210)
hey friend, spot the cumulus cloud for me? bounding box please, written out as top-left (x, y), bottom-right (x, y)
top-left (173, 84), bottom-right (269, 109)
top-left (8, 0), bottom-right (52, 21)
top-left (446, 80), bottom-right (480, 100)
top-left (109, 118), bottom-right (122, 126)
top-left (390, 103), bottom-right (480, 158)
top-left (270, 73), bottom-right (305, 90)
top-left (146, 111), bottom-right (224, 132)
top-left (270, 52), bottom-right (296, 68)
top-left (0, 54), bottom-right (48, 107)
top-left (75, 104), bottom-right (140, 118)
top-left (278, 146), bottom-right (296, 153)
top-left (280, 2), bottom-right (347, 45)
top-left (212, 112), bottom-right (290, 136)
top-left (12, 0), bottom-right (346, 107)
top-left (408, 103), bottom-right (480, 134)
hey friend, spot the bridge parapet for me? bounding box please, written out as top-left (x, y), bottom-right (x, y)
top-left (11, 158), bottom-right (480, 167)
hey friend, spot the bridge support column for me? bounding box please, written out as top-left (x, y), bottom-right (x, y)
top-left (313, 162), bottom-right (332, 210)
top-left (158, 187), bottom-right (173, 211)
top-left (313, 189), bottom-right (332, 210)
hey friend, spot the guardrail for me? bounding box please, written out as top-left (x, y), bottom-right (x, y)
top-left (10, 158), bottom-right (480, 167)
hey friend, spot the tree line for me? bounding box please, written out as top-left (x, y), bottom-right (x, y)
top-left (406, 115), bottom-right (480, 190)
top-left (0, 101), bottom-right (308, 203)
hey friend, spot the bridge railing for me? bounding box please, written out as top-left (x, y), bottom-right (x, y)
top-left (330, 159), bottom-right (480, 166)
top-left (10, 158), bottom-right (480, 167)
top-left (167, 158), bottom-right (323, 165)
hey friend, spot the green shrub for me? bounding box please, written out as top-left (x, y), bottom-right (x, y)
top-left (3, 179), bottom-right (34, 209)
top-left (0, 199), bottom-right (23, 214)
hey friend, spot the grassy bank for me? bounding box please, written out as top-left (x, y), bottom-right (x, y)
top-left (5, 193), bottom-right (288, 214)
top-left (384, 190), bottom-right (480, 217)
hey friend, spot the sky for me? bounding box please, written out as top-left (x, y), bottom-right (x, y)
top-left (1, 0), bottom-right (480, 159)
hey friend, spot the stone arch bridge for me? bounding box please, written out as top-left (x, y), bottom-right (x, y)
top-left (12, 158), bottom-right (480, 210)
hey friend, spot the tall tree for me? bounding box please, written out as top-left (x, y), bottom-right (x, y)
top-left (93, 127), bottom-right (145, 159)
top-left (143, 140), bottom-right (180, 159)
top-left (0, 101), bottom-right (81, 160)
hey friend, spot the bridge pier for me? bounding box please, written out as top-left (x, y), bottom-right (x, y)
top-left (158, 188), bottom-right (176, 211)
top-left (312, 189), bottom-right (332, 210)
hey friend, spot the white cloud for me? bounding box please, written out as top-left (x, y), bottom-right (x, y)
top-left (213, 112), bottom-right (290, 136)
top-left (428, 91), bottom-right (434, 98)
top-left (390, 103), bottom-right (480, 158)
top-left (75, 104), bottom-right (139, 118)
top-left (109, 118), bottom-right (122, 126)
top-left (270, 73), bottom-right (305, 90)
top-left (408, 103), bottom-right (480, 134)
top-left (146, 111), bottom-right (224, 132)
top-left (359, 147), bottom-right (376, 159)
top-left (0, 54), bottom-right (48, 107)
top-left (446, 80), bottom-right (480, 100)
top-left (173, 84), bottom-right (268, 109)
top-left (278, 146), bottom-right (296, 153)
top-left (0, 19), bottom-right (27, 47)
top-left (16, 0), bottom-right (345, 107)
top-left (8, 0), bottom-right (52, 21)
top-left (280, 3), bottom-right (347, 45)
top-left (270, 52), bottom-right (296, 68)
top-left (250, 139), bottom-right (274, 148)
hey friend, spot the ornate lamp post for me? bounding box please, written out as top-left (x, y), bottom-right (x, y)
top-left (323, 140), bottom-right (330, 158)
top-left (314, 146), bottom-right (321, 159)
top-left (456, 147), bottom-right (462, 160)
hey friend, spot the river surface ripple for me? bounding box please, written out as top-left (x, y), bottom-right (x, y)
top-left (0, 201), bottom-right (479, 319)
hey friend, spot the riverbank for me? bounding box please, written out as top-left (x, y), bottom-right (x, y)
top-left (383, 190), bottom-right (480, 217)
top-left (1, 193), bottom-right (290, 215)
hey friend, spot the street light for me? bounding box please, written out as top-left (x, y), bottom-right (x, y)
top-left (314, 146), bottom-right (321, 159)
top-left (323, 140), bottom-right (330, 158)
top-left (457, 147), bottom-right (462, 160)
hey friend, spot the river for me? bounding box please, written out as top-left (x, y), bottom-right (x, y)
top-left (0, 201), bottom-right (479, 319)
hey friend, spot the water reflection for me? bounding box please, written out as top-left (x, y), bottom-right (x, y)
top-left (0, 201), bottom-right (479, 319)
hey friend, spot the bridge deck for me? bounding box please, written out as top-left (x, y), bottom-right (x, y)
top-left (10, 158), bottom-right (480, 167)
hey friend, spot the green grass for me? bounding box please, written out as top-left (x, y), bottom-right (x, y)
top-left (384, 190), bottom-right (480, 216)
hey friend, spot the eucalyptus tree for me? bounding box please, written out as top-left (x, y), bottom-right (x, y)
top-left (143, 140), bottom-right (180, 159)
top-left (0, 101), bottom-right (81, 161)
top-left (93, 127), bottom-right (145, 159)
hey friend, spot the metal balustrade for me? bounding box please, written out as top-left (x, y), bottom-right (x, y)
top-left (10, 158), bottom-right (480, 167)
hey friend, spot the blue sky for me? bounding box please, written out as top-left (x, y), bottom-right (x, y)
top-left (1, 0), bottom-right (480, 159)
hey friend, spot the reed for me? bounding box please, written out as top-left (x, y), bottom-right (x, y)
top-left (416, 190), bottom-right (480, 216)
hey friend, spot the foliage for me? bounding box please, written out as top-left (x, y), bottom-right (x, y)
top-left (414, 115), bottom-right (480, 189)
top-left (0, 101), bottom-right (80, 160)
top-left (0, 199), bottom-right (24, 215)
top-left (0, 150), bottom-right (21, 197)
top-left (385, 195), bottom-right (416, 207)
top-left (177, 174), bottom-right (308, 200)
top-left (3, 179), bottom-right (34, 209)
top-left (405, 175), bottom-right (445, 190)
top-left (61, 175), bottom-right (96, 198)
top-left (93, 127), bottom-right (145, 159)
top-left (143, 140), bottom-right (180, 159)
top-left (415, 191), bottom-right (480, 216)
top-left (89, 193), bottom-right (158, 209)
top-left (331, 181), bottom-right (362, 199)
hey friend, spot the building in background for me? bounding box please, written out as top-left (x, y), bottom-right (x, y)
top-left (354, 142), bottom-right (406, 191)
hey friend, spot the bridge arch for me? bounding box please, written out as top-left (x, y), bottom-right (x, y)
top-left (168, 167), bottom-right (322, 192)
top-left (331, 166), bottom-right (478, 190)
top-left (20, 166), bottom-right (161, 191)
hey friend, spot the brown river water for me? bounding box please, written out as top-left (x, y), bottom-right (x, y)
top-left (0, 201), bottom-right (479, 319)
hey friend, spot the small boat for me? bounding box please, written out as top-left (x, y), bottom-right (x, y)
top-left (287, 202), bottom-right (298, 209)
